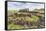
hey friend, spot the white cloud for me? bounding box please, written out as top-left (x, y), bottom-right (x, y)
top-left (8, 2), bottom-right (44, 11)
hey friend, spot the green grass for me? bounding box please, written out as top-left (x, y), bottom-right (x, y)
top-left (8, 23), bottom-right (24, 29)
top-left (8, 15), bottom-right (39, 29)
top-left (25, 15), bottom-right (39, 22)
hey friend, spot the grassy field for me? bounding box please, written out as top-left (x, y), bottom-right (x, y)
top-left (7, 9), bottom-right (45, 30)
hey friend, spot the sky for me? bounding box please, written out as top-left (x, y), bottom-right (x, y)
top-left (8, 2), bottom-right (44, 11)
top-left (7, 0), bottom-right (44, 2)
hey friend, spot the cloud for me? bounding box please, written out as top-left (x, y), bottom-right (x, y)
top-left (8, 2), bottom-right (44, 10)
